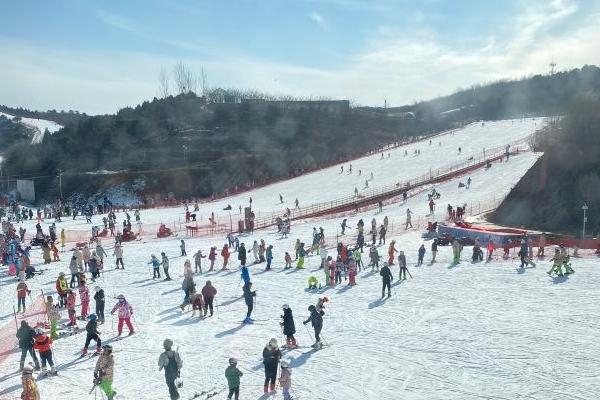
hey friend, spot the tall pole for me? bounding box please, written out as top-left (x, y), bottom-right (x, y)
top-left (582, 204), bottom-right (588, 241)
top-left (58, 169), bottom-right (63, 198)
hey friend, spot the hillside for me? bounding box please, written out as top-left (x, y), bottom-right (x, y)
top-left (0, 114), bottom-right (35, 150)
top-left (491, 96), bottom-right (600, 236)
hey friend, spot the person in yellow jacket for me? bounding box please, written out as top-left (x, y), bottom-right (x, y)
top-left (21, 365), bottom-right (40, 400)
top-left (60, 228), bottom-right (66, 251)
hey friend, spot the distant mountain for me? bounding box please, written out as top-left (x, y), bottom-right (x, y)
top-left (0, 105), bottom-right (88, 126)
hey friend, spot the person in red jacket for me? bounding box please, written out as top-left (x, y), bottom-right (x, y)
top-left (16, 278), bottom-right (30, 313)
top-left (79, 279), bottom-right (90, 320)
top-left (388, 241), bottom-right (398, 265)
top-left (221, 244), bottom-right (230, 270)
top-left (208, 247), bottom-right (217, 271)
top-left (200, 281), bottom-right (217, 317)
top-left (33, 329), bottom-right (56, 376)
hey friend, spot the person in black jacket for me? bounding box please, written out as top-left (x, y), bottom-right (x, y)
top-left (82, 314), bottom-right (102, 356)
top-left (242, 282), bottom-right (256, 324)
top-left (238, 243), bottom-right (247, 266)
top-left (380, 262), bottom-right (393, 298)
top-left (262, 338), bottom-right (281, 393)
top-left (281, 305), bottom-right (297, 348)
top-left (16, 321), bottom-right (40, 370)
top-left (94, 286), bottom-right (105, 323)
top-left (303, 305), bottom-right (323, 349)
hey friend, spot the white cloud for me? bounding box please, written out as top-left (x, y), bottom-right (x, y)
top-left (96, 9), bottom-right (138, 33)
top-left (310, 12), bottom-right (326, 29)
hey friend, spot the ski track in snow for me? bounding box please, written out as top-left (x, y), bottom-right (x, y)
top-left (3, 118), bottom-right (600, 399)
top-left (0, 111), bottom-right (62, 144)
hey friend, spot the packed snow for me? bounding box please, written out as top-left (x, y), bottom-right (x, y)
top-left (3, 117), bottom-right (598, 400)
top-left (0, 111), bottom-right (62, 144)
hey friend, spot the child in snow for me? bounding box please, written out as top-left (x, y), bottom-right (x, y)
top-left (225, 358), bottom-right (243, 400)
top-left (149, 255), bottom-right (161, 279)
top-left (94, 345), bottom-right (116, 400)
top-left (180, 239), bottom-right (186, 256)
top-left (79, 279), bottom-right (90, 319)
top-left (328, 258), bottom-right (336, 287)
top-left (51, 242), bottom-right (60, 261)
top-left (82, 314), bottom-right (102, 355)
top-left (193, 249), bottom-right (205, 273)
top-left (279, 360), bottom-right (293, 400)
top-left (262, 338), bottom-right (282, 393)
top-left (308, 276), bottom-right (319, 289)
top-left (303, 305), bottom-right (324, 348)
top-left (201, 281), bottom-right (217, 317)
top-left (190, 290), bottom-right (204, 317)
top-left (221, 244), bottom-right (230, 270)
top-left (281, 304), bottom-right (297, 348)
top-left (284, 252), bottom-right (292, 269)
top-left (208, 247), bottom-right (217, 271)
top-left (161, 252), bottom-right (171, 280)
top-left (347, 255), bottom-right (357, 286)
top-left (94, 286), bottom-right (105, 324)
top-left (45, 296), bottom-right (60, 339)
top-left (33, 328), bottom-right (56, 376)
top-left (398, 251), bottom-right (408, 280)
top-left (242, 282), bottom-right (256, 324)
top-left (418, 244), bottom-right (426, 265)
top-left (110, 294), bottom-right (134, 336)
top-left (16, 278), bottom-right (30, 313)
top-left (20, 365), bottom-right (40, 400)
top-left (66, 290), bottom-right (77, 326)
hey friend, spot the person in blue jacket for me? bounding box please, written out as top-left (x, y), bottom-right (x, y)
top-left (149, 255), bottom-right (161, 279)
top-left (265, 245), bottom-right (273, 270)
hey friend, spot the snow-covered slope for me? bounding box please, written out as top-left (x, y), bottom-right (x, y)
top-left (3, 118), bottom-right (597, 400)
top-left (0, 111), bottom-right (62, 144)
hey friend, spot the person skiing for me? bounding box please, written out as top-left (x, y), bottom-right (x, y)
top-left (68, 256), bottom-right (80, 288)
top-left (240, 264), bottom-right (251, 285)
top-left (405, 209), bottom-right (413, 229)
top-left (281, 304), bottom-right (297, 348)
top-left (17, 321), bottom-right (40, 371)
top-left (341, 219), bottom-right (347, 235)
top-left (94, 345), bottom-right (116, 400)
top-left (303, 305), bottom-right (324, 348)
top-left (180, 239), bottom-right (187, 257)
top-left (82, 314), bottom-right (102, 356)
top-left (518, 239), bottom-right (529, 268)
top-left (149, 255), bottom-right (161, 279)
top-left (388, 240), bottom-right (398, 265)
top-left (111, 294), bottom-right (134, 336)
top-left (369, 245), bottom-right (380, 271)
top-left (347, 253), bottom-right (357, 286)
top-left (221, 244), bottom-right (230, 270)
top-left (486, 239), bottom-right (495, 261)
top-left (296, 243), bottom-right (306, 269)
top-left (398, 251), bottom-right (409, 280)
top-left (158, 338), bottom-right (183, 400)
top-left (380, 262), bottom-right (393, 298)
top-left (242, 282), bottom-right (256, 324)
top-left (33, 328), bottom-right (56, 376)
top-left (417, 244), bottom-right (426, 266)
top-left (56, 272), bottom-right (68, 308)
top-left (279, 360), bottom-right (293, 400)
top-left (96, 243), bottom-right (108, 265)
top-left (262, 338), bottom-right (281, 393)
top-left (238, 243), bottom-right (247, 266)
top-left (193, 249), bottom-right (206, 273)
top-left (45, 296), bottom-right (60, 339)
top-left (66, 289), bottom-right (77, 326)
top-left (79, 279), bottom-right (90, 319)
top-left (190, 289), bottom-right (204, 317)
top-left (431, 239), bottom-right (438, 263)
top-left (20, 365), bottom-right (40, 400)
top-left (94, 286), bottom-right (106, 324)
top-left (284, 252), bottom-right (292, 269)
top-left (201, 280), bottom-right (217, 317)
top-left (161, 252), bottom-right (171, 280)
top-left (265, 244), bottom-right (273, 270)
top-left (16, 278), bottom-right (30, 313)
top-left (113, 243), bottom-right (124, 269)
top-left (180, 273), bottom-right (196, 311)
top-left (89, 252), bottom-right (100, 281)
top-left (452, 239), bottom-right (461, 264)
top-left (547, 247), bottom-right (564, 276)
top-left (225, 357), bottom-right (243, 400)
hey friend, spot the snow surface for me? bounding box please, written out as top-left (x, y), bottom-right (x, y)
top-left (3, 117), bottom-right (597, 400)
top-left (0, 111), bottom-right (62, 144)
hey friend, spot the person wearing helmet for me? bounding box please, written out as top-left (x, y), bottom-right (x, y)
top-left (262, 338), bottom-right (281, 393)
top-left (303, 304), bottom-right (324, 349)
top-left (225, 357), bottom-right (243, 400)
top-left (242, 282), bottom-right (256, 324)
top-left (55, 272), bottom-right (68, 308)
top-left (82, 314), bottom-right (101, 356)
top-left (20, 365), bottom-right (40, 400)
top-left (281, 305), bottom-right (297, 348)
top-left (279, 360), bottom-right (292, 400)
top-left (66, 289), bottom-right (77, 326)
top-left (158, 338), bottom-right (183, 400)
top-left (94, 286), bottom-right (106, 324)
top-left (94, 345), bottom-right (116, 400)
top-left (111, 295), bottom-right (134, 336)
top-left (33, 328), bottom-right (56, 376)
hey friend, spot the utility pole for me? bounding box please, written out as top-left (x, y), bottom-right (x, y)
top-left (582, 204), bottom-right (588, 240)
top-left (58, 169), bottom-right (63, 199)
top-left (549, 61), bottom-right (557, 75)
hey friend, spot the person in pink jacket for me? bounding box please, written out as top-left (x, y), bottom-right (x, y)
top-left (111, 294), bottom-right (134, 336)
top-left (79, 279), bottom-right (90, 320)
top-left (67, 290), bottom-right (77, 326)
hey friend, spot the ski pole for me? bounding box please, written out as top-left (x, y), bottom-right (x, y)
top-left (320, 333), bottom-right (329, 346)
top-left (304, 324), bottom-right (314, 342)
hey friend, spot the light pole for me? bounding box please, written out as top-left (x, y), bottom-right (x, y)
top-left (582, 204), bottom-right (588, 240)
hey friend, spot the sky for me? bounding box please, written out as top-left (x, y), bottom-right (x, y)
top-left (0, 0), bottom-right (599, 115)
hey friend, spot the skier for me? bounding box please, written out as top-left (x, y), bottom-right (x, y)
top-left (66, 289), bottom-right (77, 326)
top-left (537, 233), bottom-right (546, 257)
top-left (110, 294), bottom-right (134, 336)
top-left (405, 209), bottom-right (413, 229)
top-left (452, 239), bottom-right (462, 264)
top-left (158, 338), bottom-right (183, 400)
top-left (279, 360), bottom-right (293, 400)
top-left (303, 305), bottom-right (324, 348)
top-left (380, 262), bottom-right (393, 298)
top-left (428, 199), bottom-right (435, 216)
top-left (241, 263), bottom-right (251, 285)
top-left (82, 314), bottom-right (102, 356)
top-left (262, 338), bottom-right (281, 393)
top-left (486, 239), bottom-right (494, 261)
top-left (89, 252), bottom-right (100, 282)
top-left (225, 357), bottom-right (243, 400)
top-left (431, 239), bottom-right (438, 263)
top-left (149, 255), bottom-right (161, 279)
top-left (20, 365), bottom-right (40, 400)
top-left (341, 219), bottom-right (347, 235)
top-left (238, 243), bottom-right (247, 266)
top-left (180, 240), bottom-right (186, 257)
top-left (388, 240), bottom-right (398, 265)
top-left (190, 289), bottom-right (204, 317)
top-left (161, 252), bottom-right (172, 280)
top-left (398, 251), bottom-right (409, 280)
top-left (82, 244), bottom-right (91, 272)
top-left (319, 243), bottom-right (328, 269)
top-left (33, 328), bottom-right (56, 376)
top-left (96, 243), bottom-right (108, 265)
top-left (193, 249), bottom-right (205, 273)
top-left (113, 243), bottom-right (124, 269)
top-left (379, 224), bottom-right (387, 245)
top-left (296, 243), bottom-right (306, 269)
top-left (56, 272), bottom-right (68, 308)
top-left (221, 244), bottom-right (230, 270)
top-left (279, 194), bottom-right (284, 204)
top-left (281, 304), bottom-right (297, 348)
top-left (466, 177), bottom-right (472, 189)
top-left (284, 252), bottom-right (292, 269)
top-left (417, 244), bottom-right (426, 266)
top-left (17, 321), bottom-right (40, 371)
top-left (16, 278), bottom-right (30, 313)
top-left (94, 286), bottom-right (106, 324)
top-left (201, 280), bottom-right (217, 317)
top-left (265, 244), bottom-right (273, 270)
top-left (79, 279), bottom-right (90, 319)
top-left (518, 239), bottom-right (529, 268)
top-left (94, 345), bottom-right (117, 400)
top-left (242, 282), bottom-right (256, 324)
top-left (180, 272), bottom-right (196, 311)
top-left (250, 241), bottom-right (259, 264)
top-left (369, 245), bottom-right (380, 271)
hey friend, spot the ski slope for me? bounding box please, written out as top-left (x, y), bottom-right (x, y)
top-left (0, 111), bottom-right (62, 144)
top-left (3, 118), bottom-right (599, 400)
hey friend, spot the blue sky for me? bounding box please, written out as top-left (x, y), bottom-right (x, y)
top-left (1, 0), bottom-right (599, 114)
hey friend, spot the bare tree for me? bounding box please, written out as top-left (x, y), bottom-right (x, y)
top-left (157, 67), bottom-right (170, 98)
top-left (199, 67), bottom-right (208, 96)
top-left (173, 61), bottom-right (197, 94)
